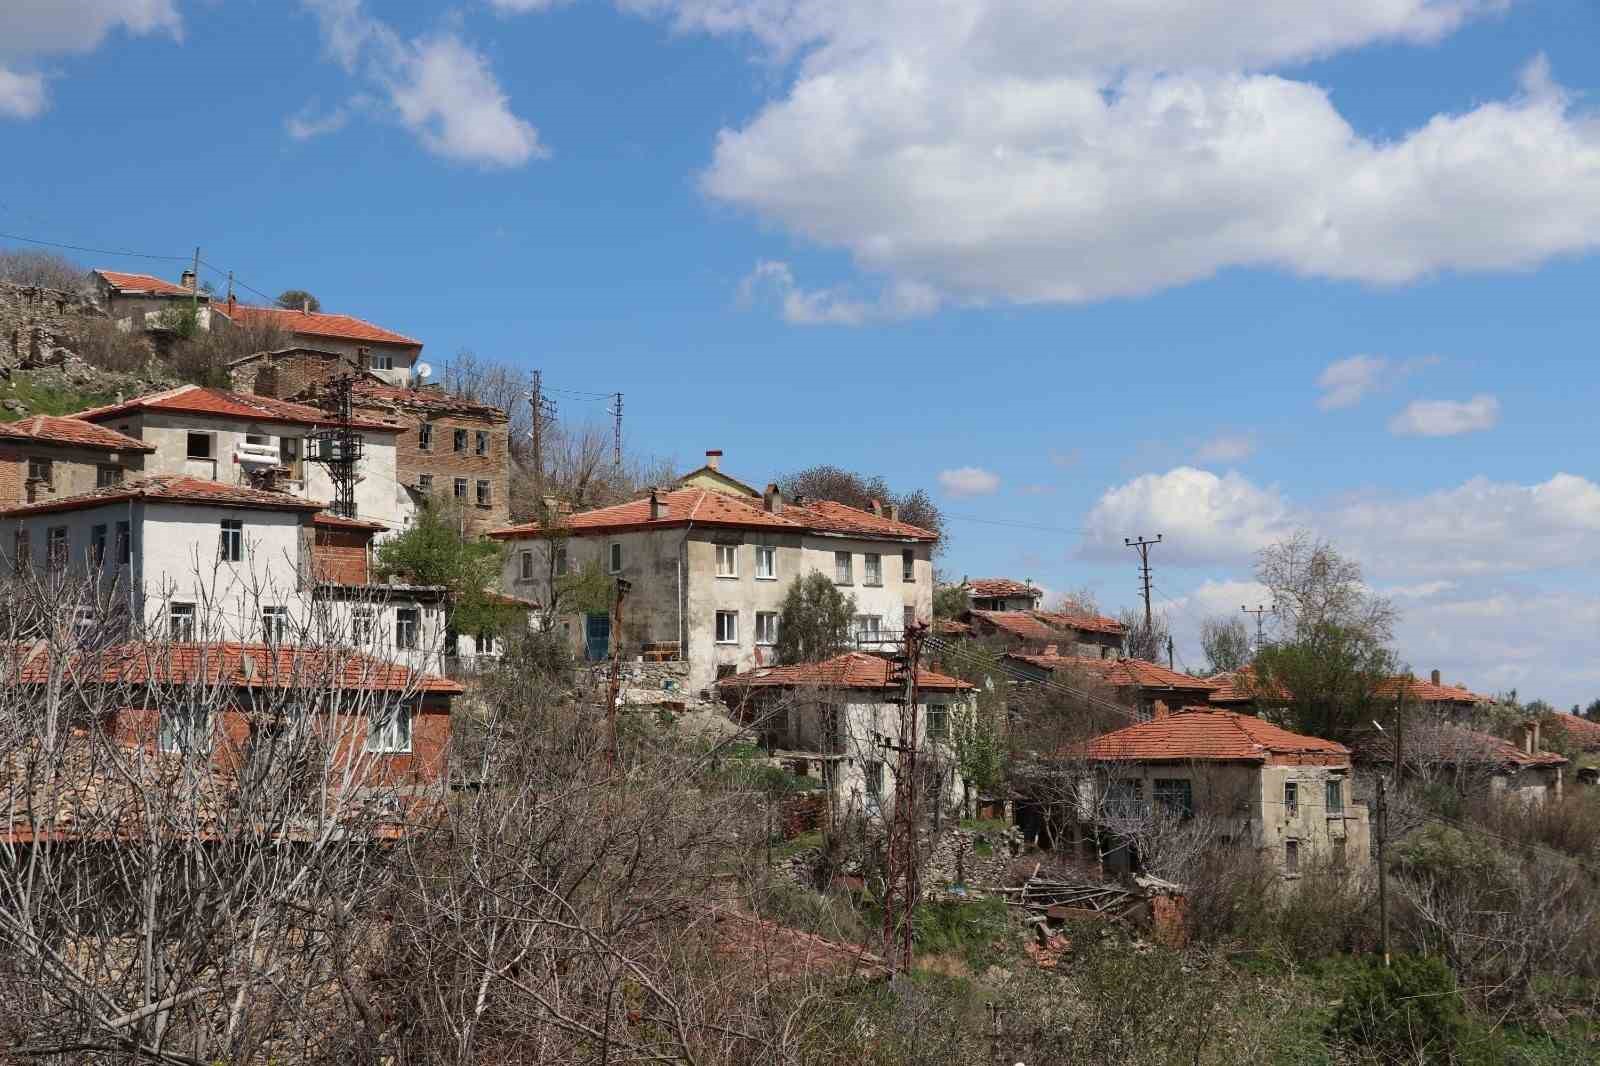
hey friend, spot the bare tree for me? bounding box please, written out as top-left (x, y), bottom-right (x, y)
top-left (1256, 530), bottom-right (1395, 642)
top-left (0, 248), bottom-right (86, 291)
top-left (1117, 607), bottom-right (1170, 663)
top-left (1199, 615), bottom-right (1251, 674)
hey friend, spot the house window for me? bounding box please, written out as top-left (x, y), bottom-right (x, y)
top-left (453, 477), bottom-right (468, 500)
top-left (395, 607), bottom-right (420, 650)
top-left (853, 615), bottom-right (881, 641)
top-left (186, 432), bottom-right (212, 459)
top-left (26, 457), bottom-right (52, 483)
top-left (755, 546), bottom-right (776, 580)
top-left (367, 703), bottom-right (413, 754)
top-left (453, 429), bottom-right (467, 453)
top-left (352, 607), bottom-right (374, 647)
top-left (834, 551), bottom-right (853, 585)
top-left (715, 544), bottom-right (738, 577)
top-left (96, 465), bottom-right (122, 488)
top-left (476, 480), bottom-right (491, 507)
top-left (608, 542), bottom-right (622, 574)
top-left (1325, 778), bottom-right (1345, 815)
top-left (554, 546), bottom-right (569, 576)
top-left (261, 606), bottom-right (289, 644)
top-left (168, 602), bottom-right (196, 641)
top-left (864, 760), bottom-right (884, 800)
top-left (715, 610), bottom-right (738, 644)
top-left (902, 549), bottom-right (915, 582)
top-left (1153, 778), bottom-right (1193, 819)
top-left (519, 550), bottom-right (534, 580)
top-left (12, 530), bottom-right (28, 574)
top-left (370, 351), bottom-right (394, 371)
top-left (1105, 778), bottom-right (1144, 818)
top-left (159, 705), bottom-right (212, 754)
top-left (1285, 839), bottom-right (1300, 876)
top-left (475, 431), bottom-right (488, 456)
top-left (418, 474), bottom-right (433, 492)
top-left (219, 519), bottom-right (243, 563)
top-left (903, 605), bottom-right (917, 630)
top-left (925, 702), bottom-right (948, 740)
top-left (90, 525), bottom-right (107, 566)
top-left (46, 527), bottom-right (67, 572)
top-left (115, 521), bottom-right (131, 564)
top-left (863, 553), bottom-right (882, 586)
top-left (245, 432), bottom-right (270, 446)
top-left (418, 423), bottom-right (433, 451)
top-left (755, 611), bottom-right (778, 645)
top-left (1284, 781), bottom-right (1299, 818)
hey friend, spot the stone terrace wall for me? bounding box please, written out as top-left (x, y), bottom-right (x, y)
top-left (1, 283), bottom-right (98, 371)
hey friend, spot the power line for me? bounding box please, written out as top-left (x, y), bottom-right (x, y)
top-left (942, 514), bottom-right (1090, 535)
top-left (0, 230), bottom-right (189, 262)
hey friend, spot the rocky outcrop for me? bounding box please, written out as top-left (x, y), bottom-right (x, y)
top-left (0, 282), bottom-right (101, 372)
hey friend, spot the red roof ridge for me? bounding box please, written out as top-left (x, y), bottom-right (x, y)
top-left (0, 474), bottom-right (327, 518)
top-left (0, 414), bottom-right (156, 453)
top-left (214, 301), bottom-right (421, 347)
top-left (94, 270), bottom-right (202, 297)
top-left (67, 384), bottom-right (399, 433)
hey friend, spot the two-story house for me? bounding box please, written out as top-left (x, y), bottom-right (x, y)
top-left (67, 384), bottom-right (413, 530)
top-left (0, 415), bottom-right (154, 505)
top-left (212, 297), bottom-right (423, 386)
top-left (491, 482), bottom-right (938, 694)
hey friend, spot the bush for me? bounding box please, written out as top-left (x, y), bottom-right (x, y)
top-left (1328, 955), bottom-right (1466, 1061)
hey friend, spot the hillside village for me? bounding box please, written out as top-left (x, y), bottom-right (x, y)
top-left (2, 261), bottom-right (1599, 1064)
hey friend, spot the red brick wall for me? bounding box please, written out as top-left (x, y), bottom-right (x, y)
top-left (367, 405), bottom-right (510, 536)
top-left (0, 447), bottom-right (21, 506)
top-left (230, 350), bottom-right (350, 400)
top-left (312, 528), bottom-right (372, 585)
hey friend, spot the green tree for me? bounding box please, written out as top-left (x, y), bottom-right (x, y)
top-left (276, 289), bottom-right (321, 313)
top-left (774, 571), bottom-right (855, 664)
top-left (939, 641), bottom-right (1007, 818)
top-left (933, 582), bottom-right (968, 620)
top-left (779, 464), bottom-right (946, 550)
top-left (1585, 698), bottom-right (1600, 721)
top-left (374, 501), bottom-right (521, 638)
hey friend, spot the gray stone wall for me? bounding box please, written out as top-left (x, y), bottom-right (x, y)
top-left (1, 282), bottom-right (98, 371)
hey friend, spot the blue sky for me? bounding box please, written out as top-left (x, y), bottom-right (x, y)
top-left (4, 0), bottom-right (1600, 705)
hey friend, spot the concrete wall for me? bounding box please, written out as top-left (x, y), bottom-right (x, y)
top-left (0, 441), bottom-right (146, 505)
top-left (311, 591), bottom-right (449, 675)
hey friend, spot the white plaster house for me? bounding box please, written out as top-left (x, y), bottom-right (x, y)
top-left (211, 298), bottom-right (424, 387)
top-left (717, 652), bottom-right (975, 822)
top-left (68, 384), bottom-right (414, 531)
top-left (490, 476), bottom-right (938, 694)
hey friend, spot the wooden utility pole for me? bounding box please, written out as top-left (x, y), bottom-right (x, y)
top-left (1167, 634), bottom-right (1175, 670)
top-left (190, 247), bottom-right (200, 311)
top-left (880, 623), bottom-right (926, 974)
top-left (527, 370), bottom-right (556, 500)
top-left (1124, 534), bottom-right (1162, 629)
top-left (1376, 776), bottom-right (1390, 967)
top-left (604, 578), bottom-right (631, 769)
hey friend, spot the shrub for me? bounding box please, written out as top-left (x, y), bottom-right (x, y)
top-left (1328, 955), bottom-right (1466, 1061)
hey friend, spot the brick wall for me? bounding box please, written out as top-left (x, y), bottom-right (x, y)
top-left (311, 527), bottom-right (372, 585)
top-left (0, 443), bottom-right (144, 505)
top-left (373, 405), bottom-right (510, 536)
top-left (229, 348), bottom-right (352, 400)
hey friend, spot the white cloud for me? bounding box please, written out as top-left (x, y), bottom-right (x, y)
top-left (1388, 394), bottom-right (1500, 437)
top-left (1193, 431), bottom-right (1257, 464)
top-left (0, 0), bottom-right (182, 119)
top-left (938, 466), bottom-right (1001, 497)
top-left (1082, 467), bottom-right (1296, 565)
top-left (1316, 355), bottom-right (1387, 410)
top-left (620, 4), bottom-right (1600, 315)
top-left (300, 1), bottom-right (544, 167)
top-left (489, 0), bottom-right (576, 11)
top-left (285, 101), bottom-right (357, 140)
top-left (0, 67), bottom-right (46, 119)
top-left (737, 259), bottom-right (939, 325)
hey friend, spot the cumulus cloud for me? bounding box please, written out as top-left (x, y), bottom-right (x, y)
top-left (737, 259), bottom-right (939, 325)
top-left (938, 466), bottom-right (1001, 497)
top-left (0, 0), bottom-right (182, 119)
top-left (300, 0), bottom-right (544, 167)
top-left (1388, 394), bottom-right (1500, 437)
top-left (613, 4), bottom-right (1600, 316)
top-left (1082, 467), bottom-right (1297, 565)
top-left (1193, 431), bottom-right (1257, 464)
top-left (1316, 354), bottom-right (1441, 410)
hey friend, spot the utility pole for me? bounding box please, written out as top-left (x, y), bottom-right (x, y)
top-left (880, 622), bottom-right (926, 975)
top-left (190, 247), bottom-right (200, 311)
top-left (1376, 776), bottom-right (1390, 967)
top-left (1167, 634), bottom-right (1175, 670)
top-left (610, 391), bottom-right (623, 471)
top-left (526, 370), bottom-right (556, 501)
top-left (1124, 534), bottom-right (1162, 628)
top-left (604, 577), bottom-right (632, 770)
top-left (1242, 603), bottom-right (1271, 651)
top-left (1393, 690), bottom-right (1406, 789)
top-left (225, 270), bottom-right (234, 302)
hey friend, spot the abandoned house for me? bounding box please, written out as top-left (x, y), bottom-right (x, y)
top-left (1028, 704), bottom-right (1370, 880)
top-left (211, 298), bottom-right (423, 386)
top-left (960, 577), bottom-right (1043, 612)
top-left (1005, 651), bottom-right (1217, 718)
top-left (940, 604), bottom-right (1127, 659)
top-left (90, 269), bottom-right (216, 334)
top-left (717, 651), bottom-right (974, 821)
top-left (1350, 719), bottom-right (1567, 803)
top-left (0, 415), bottom-right (154, 506)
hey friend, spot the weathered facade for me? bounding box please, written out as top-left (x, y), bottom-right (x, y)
top-left (212, 300), bottom-right (423, 387)
top-left (0, 416), bottom-right (153, 505)
top-left (1, 281), bottom-right (100, 370)
top-left (90, 270), bottom-right (215, 334)
top-left (1006, 652), bottom-right (1215, 717)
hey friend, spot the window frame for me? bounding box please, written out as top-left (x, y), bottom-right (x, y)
top-left (418, 422), bottom-right (433, 451)
top-left (186, 431), bottom-right (213, 460)
top-left (863, 759), bottom-right (884, 800)
top-left (834, 551), bottom-right (853, 585)
top-left (863, 552), bottom-right (882, 587)
top-left (1324, 778), bottom-right (1345, 815)
top-left (1284, 780), bottom-right (1299, 818)
top-left (924, 701), bottom-right (949, 741)
top-left (715, 543), bottom-right (738, 578)
top-left (13, 530), bottom-right (28, 575)
top-left (754, 545), bottom-right (776, 580)
top-left (755, 611), bottom-right (778, 646)
top-left (453, 429), bottom-right (468, 453)
top-left (90, 524), bottom-right (108, 567)
top-left (366, 701), bottom-right (413, 754)
top-left (168, 602), bottom-right (196, 642)
top-left (418, 473), bottom-right (433, 492)
top-left (96, 464), bottom-right (123, 489)
top-left (159, 704), bottom-right (213, 755)
top-left (554, 545), bottom-right (569, 577)
top-left (519, 550), bottom-right (534, 581)
top-left (475, 479), bottom-right (492, 507)
top-left (351, 607), bottom-right (374, 647)
top-left (475, 430), bottom-right (489, 456)
top-left (714, 610), bottom-right (739, 645)
top-left (218, 518), bottom-right (244, 563)
top-left (370, 351), bottom-right (394, 371)
top-left (1153, 778), bottom-right (1193, 819)
top-left (608, 542), bottom-right (622, 574)
top-left (26, 456), bottom-right (52, 483)
top-left (46, 526), bottom-right (68, 572)
top-left (902, 548), bottom-right (915, 582)
top-left (1284, 838), bottom-right (1300, 876)
top-left (453, 477), bottom-right (468, 500)
top-left (395, 607), bottom-right (420, 651)
top-left (260, 606), bottom-right (289, 645)
top-left (115, 521), bottom-right (131, 565)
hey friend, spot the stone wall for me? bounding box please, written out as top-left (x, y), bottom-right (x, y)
top-left (1, 282), bottom-right (95, 371)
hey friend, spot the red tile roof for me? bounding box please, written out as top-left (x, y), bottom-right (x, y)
top-left (1375, 676), bottom-right (1490, 705)
top-left (345, 379), bottom-right (506, 420)
top-left (718, 652), bottom-right (972, 692)
top-left (703, 906), bottom-right (890, 981)
top-left (1542, 713), bottom-right (1600, 752)
top-left (488, 488), bottom-right (939, 542)
top-left (968, 609), bottom-right (1126, 642)
top-left (1070, 710), bottom-right (1350, 763)
top-left (1011, 654), bottom-right (1213, 692)
top-left (0, 414), bottom-right (155, 453)
top-left (70, 384), bottom-right (399, 432)
top-left (1031, 609), bottom-right (1127, 638)
top-left (3, 642), bottom-right (463, 694)
top-left (312, 512), bottom-right (387, 531)
top-left (1204, 668), bottom-right (1270, 705)
top-left (213, 302), bottom-right (421, 347)
top-left (94, 270), bottom-right (199, 297)
top-left (0, 474), bottom-right (326, 518)
top-left (965, 577), bottom-right (1040, 599)
top-left (1352, 722), bottom-right (1567, 769)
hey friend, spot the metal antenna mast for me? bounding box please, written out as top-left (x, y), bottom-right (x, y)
top-left (610, 391), bottom-right (623, 470)
top-left (1242, 604), bottom-right (1272, 650)
top-left (308, 374), bottom-right (364, 518)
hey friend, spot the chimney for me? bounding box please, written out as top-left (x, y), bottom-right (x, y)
top-left (1431, 668), bottom-right (1441, 686)
top-left (301, 299), bottom-right (310, 315)
top-left (180, 269), bottom-right (196, 291)
top-left (705, 449), bottom-right (722, 471)
top-left (357, 346), bottom-right (371, 369)
top-left (764, 482), bottom-right (784, 514)
top-left (227, 293), bottom-right (236, 316)
top-left (540, 495), bottom-right (559, 516)
top-left (888, 503), bottom-right (899, 522)
top-left (649, 487), bottom-right (668, 521)
top-left (869, 498), bottom-right (882, 517)
top-left (1153, 700), bottom-right (1170, 720)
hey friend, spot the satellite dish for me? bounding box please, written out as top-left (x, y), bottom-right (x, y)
top-left (414, 362), bottom-right (432, 380)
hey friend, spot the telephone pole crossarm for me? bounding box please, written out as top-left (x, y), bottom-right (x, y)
top-left (1124, 534), bottom-right (1163, 629)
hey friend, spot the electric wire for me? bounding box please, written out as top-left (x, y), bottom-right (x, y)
top-left (0, 230), bottom-right (189, 262)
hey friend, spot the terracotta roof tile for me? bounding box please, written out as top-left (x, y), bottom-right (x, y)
top-left (1542, 713), bottom-right (1600, 752)
top-left (1375, 676), bottom-right (1490, 705)
top-left (968, 609), bottom-right (1126, 642)
top-left (213, 302), bottom-right (420, 347)
top-left (718, 652), bottom-right (972, 692)
top-left (0, 414), bottom-right (155, 453)
top-left (1031, 609), bottom-right (1127, 637)
top-left (1351, 722), bottom-right (1567, 769)
top-left (0, 474), bottom-right (326, 518)
top-left (488, 488), bottom-right (938, 542)
top-left (703, 906), bottom-right (890, 981)
top-left (1070, 710), bottom-right (1350, 762)
top-left (69, 384), bottom-right (398, 432)
top-left (312, 511), bottom-right (387, 531)
top-left (3, 641), bottom-right (462, 694)
top-left (1011, 653), bottom-right (1212, 692)
top-left (344, 379), bottom-right (507, 421)
top-left (965, 578), bottom-right (1040, 599)
top-left (94, 270), bottom-right (199, 297)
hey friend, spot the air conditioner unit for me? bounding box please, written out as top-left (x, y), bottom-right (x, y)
top-left (235, 442), bottom-right (279, 464)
